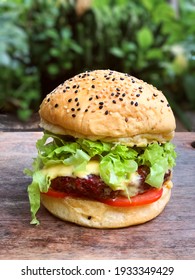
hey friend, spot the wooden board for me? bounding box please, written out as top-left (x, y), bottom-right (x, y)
top-left (0, 132), bottom-right (195, 260)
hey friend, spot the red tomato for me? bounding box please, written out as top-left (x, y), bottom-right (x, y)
top-left (99, 188), bottom-right (163, 207)
top-left (41, 187), bottom-right (163, 207)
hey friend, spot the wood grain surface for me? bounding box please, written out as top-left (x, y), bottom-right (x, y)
top-left (0, 132), bottom-right (194, 260)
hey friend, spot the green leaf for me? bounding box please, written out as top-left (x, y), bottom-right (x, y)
top-left (136, 27), bottom-right (154, 49)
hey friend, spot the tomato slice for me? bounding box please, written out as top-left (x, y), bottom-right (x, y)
top-left (99, 188), bottom-right (163, 207)
top-left (41, 187), bottom-right (163, 207)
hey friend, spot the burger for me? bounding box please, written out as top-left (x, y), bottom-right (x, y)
top-left (25, 69), bottom-right (177, 228)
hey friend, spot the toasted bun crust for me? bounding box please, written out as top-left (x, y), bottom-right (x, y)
top-left (39, 70), bottom-right (175, 146)
top-left (40, 183), bottom-right (172, 228)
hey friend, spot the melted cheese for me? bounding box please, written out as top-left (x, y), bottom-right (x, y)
top-left (41, 160), bottom-right (100, 180)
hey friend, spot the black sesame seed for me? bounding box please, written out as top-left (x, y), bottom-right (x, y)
top-left (120, 77), bottom-right (124, 80)
top-left (135, 102), bottom-right (138, 106)
top-left (167, 103), bottom-right (170, 107)
top-left (68, 98), bottom-right (72, 102)
top-left (122, 93), bottom-right (126, 97)
top-left (130, 101), bottom-right (134, 105)
top-left (76, 102), bottom-right (80, 106)
top-left (125, 117), bottom-right (128, 122)
top-left (112, 78), bottom-right (115, 81)
top-left (73, 85), bottom-right (77, 88)
top-left (138, 86), bottom-right (142, 89)
top-left (77, 108), bottom-right (81, 111)
top-left (89, 97), bottom-right (93, 101)
top-left (112, 100), bottom-right (116, 104)
top-left (55, 104), bottom-right (58, 108)
top-left (99, 102), bottom-right (104, 105)
top-left (132, 80), bottom-right (135, 83)
top-left (47, 98), bottom-right (50, 102)
top-left (66, 86), bottom-right (70, 89)
top-left (75, 90), bottom-right (78, 94)
top-left (99, 105), bottom-right (103, 109)
top-left (106, 77), bottom-right (110, 80)
top-left (105, 110), bottom-right (109, 115)
top-left (72, 114), bottom-right (76, 118)
top-left (119, 98), bottom-right (123, 101)
top-left (136, 94), bottom-right (140, 97)
top-left (63, 89), bottom-right (66, 93)
top-left (116, 88), bottom-right (120, 91)
top-left (160, 100), bottom-right (164, 103)
top-left (92, 78), bottom-right (96, 81)
top-left (77, 85), bottom-right (80, 88)
top-left (153, 93), bottom-right (158, 97)
top-left (96, 95), bottom-right (99, 99)
top-left (82, 74), bottom-right (86, 78)
top-left (85, 109), bottom-right (88, 112)
top-left (91, 85), bottom-right (95, 89)
top-left (111, 93), bottom-right (115, 96)
top-left (71, 108), bottom-right (75, 111)
top-left (75, 98), bottom-right (78, 102)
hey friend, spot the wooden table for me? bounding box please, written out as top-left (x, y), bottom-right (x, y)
top-left (0, 132), bottom-right (194, 260)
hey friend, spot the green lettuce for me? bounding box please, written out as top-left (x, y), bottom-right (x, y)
top-left (24, 131), bottom-right (177, 224)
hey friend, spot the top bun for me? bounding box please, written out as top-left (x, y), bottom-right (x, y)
top-left (39, 69), bottom-right (176, 146)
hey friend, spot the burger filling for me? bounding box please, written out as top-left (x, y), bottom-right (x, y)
top-left (25, 132), bottom-right (176, 225)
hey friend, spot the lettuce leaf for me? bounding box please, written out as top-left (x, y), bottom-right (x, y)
top-left (24, 132), bottom-right (177, 224)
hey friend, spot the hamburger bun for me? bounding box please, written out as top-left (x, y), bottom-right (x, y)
top-left (39, 69), bottom-right (176, 146)
top-left (40, 182), bottom-right (172, 228)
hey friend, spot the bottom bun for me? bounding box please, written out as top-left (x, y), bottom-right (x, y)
top-left (40, 183), bottom-right (172, 228)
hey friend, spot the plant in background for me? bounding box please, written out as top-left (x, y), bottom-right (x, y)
top-left (0, 1), bottom-right (40, 120)
top-left (0, 0), bottom-right (194, 128)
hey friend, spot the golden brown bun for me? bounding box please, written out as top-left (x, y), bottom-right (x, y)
top-left (40, 183), bottom-right (172, 228)
top-left (39, 70), bottom-right (176, 146)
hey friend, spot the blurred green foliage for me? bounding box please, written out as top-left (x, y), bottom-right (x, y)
top-left (0, 0), bottom-right (194, 128)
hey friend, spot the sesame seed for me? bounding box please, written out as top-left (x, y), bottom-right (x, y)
top-left (167, 104), bottom-right (170, 107)
top-left (73, 85), bottom-right (77, 88)
top-left (153, 93), bottom-right (158, 97)
top-left (112, 100), bottom-right (116, 104)
top-left (120, 77), bottom-right (124, 80)
top-left (130, 101), bottom-right (134, 105)
top-left (99, 105), bottom-right (103, 109)
top-left (68, 98), bottom-right (72, 102)
top-left (122, 93), bottom-right (126, 97)
top-left (125, 117), bottom-right (128, 122)
top-left (99, 102), bottom-right (104, 105)
top-left (47, 98), bottom-right (50, 102)
top-left (89, 97), bottom-right (93, 101)
top-left (66, 86), bottom-right (70, 89)
top-left (72, 114), bottom-right (76, 118)
top-left (75, 98), bottom-right (78, 102)
top-left (161, 100), bottom-right (164, 103)
top-left (77, 108), bottom-right (81, 111)
top-left (112, 78), bottom-right (115, 81)
top-left (136, 94), bottom-right (140, 97)
top-left (91, 85), bottom-right (95, 89)
top-left (85, 109), bottom-right (88, 112)
top-left (111, 93), bottom-right (115, 96)
top-left (76, 102), bottom-right (80, 106)
top-left (119, 98), bottom-right (123, 101)
top-left (55, 104), bottom-right (58, 108)
top-left (116, 88), bottom-right (120, 91)
top-left (138, 86), bottom-right (142, 89)
top-left (71, 108), bottom-right (75, 111)
top-left (96, 95), bottom-right (99, 99)
top-left (105, 110), bottom-right (109, 115)
top-left (135, 102), bottom-right (138, 106)
top-left (63, 89), bottom-right (66, 93)
top-left (75, 90), bottom-right (78, 93)
top-left (132, 80), bottom-right (135, 83)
